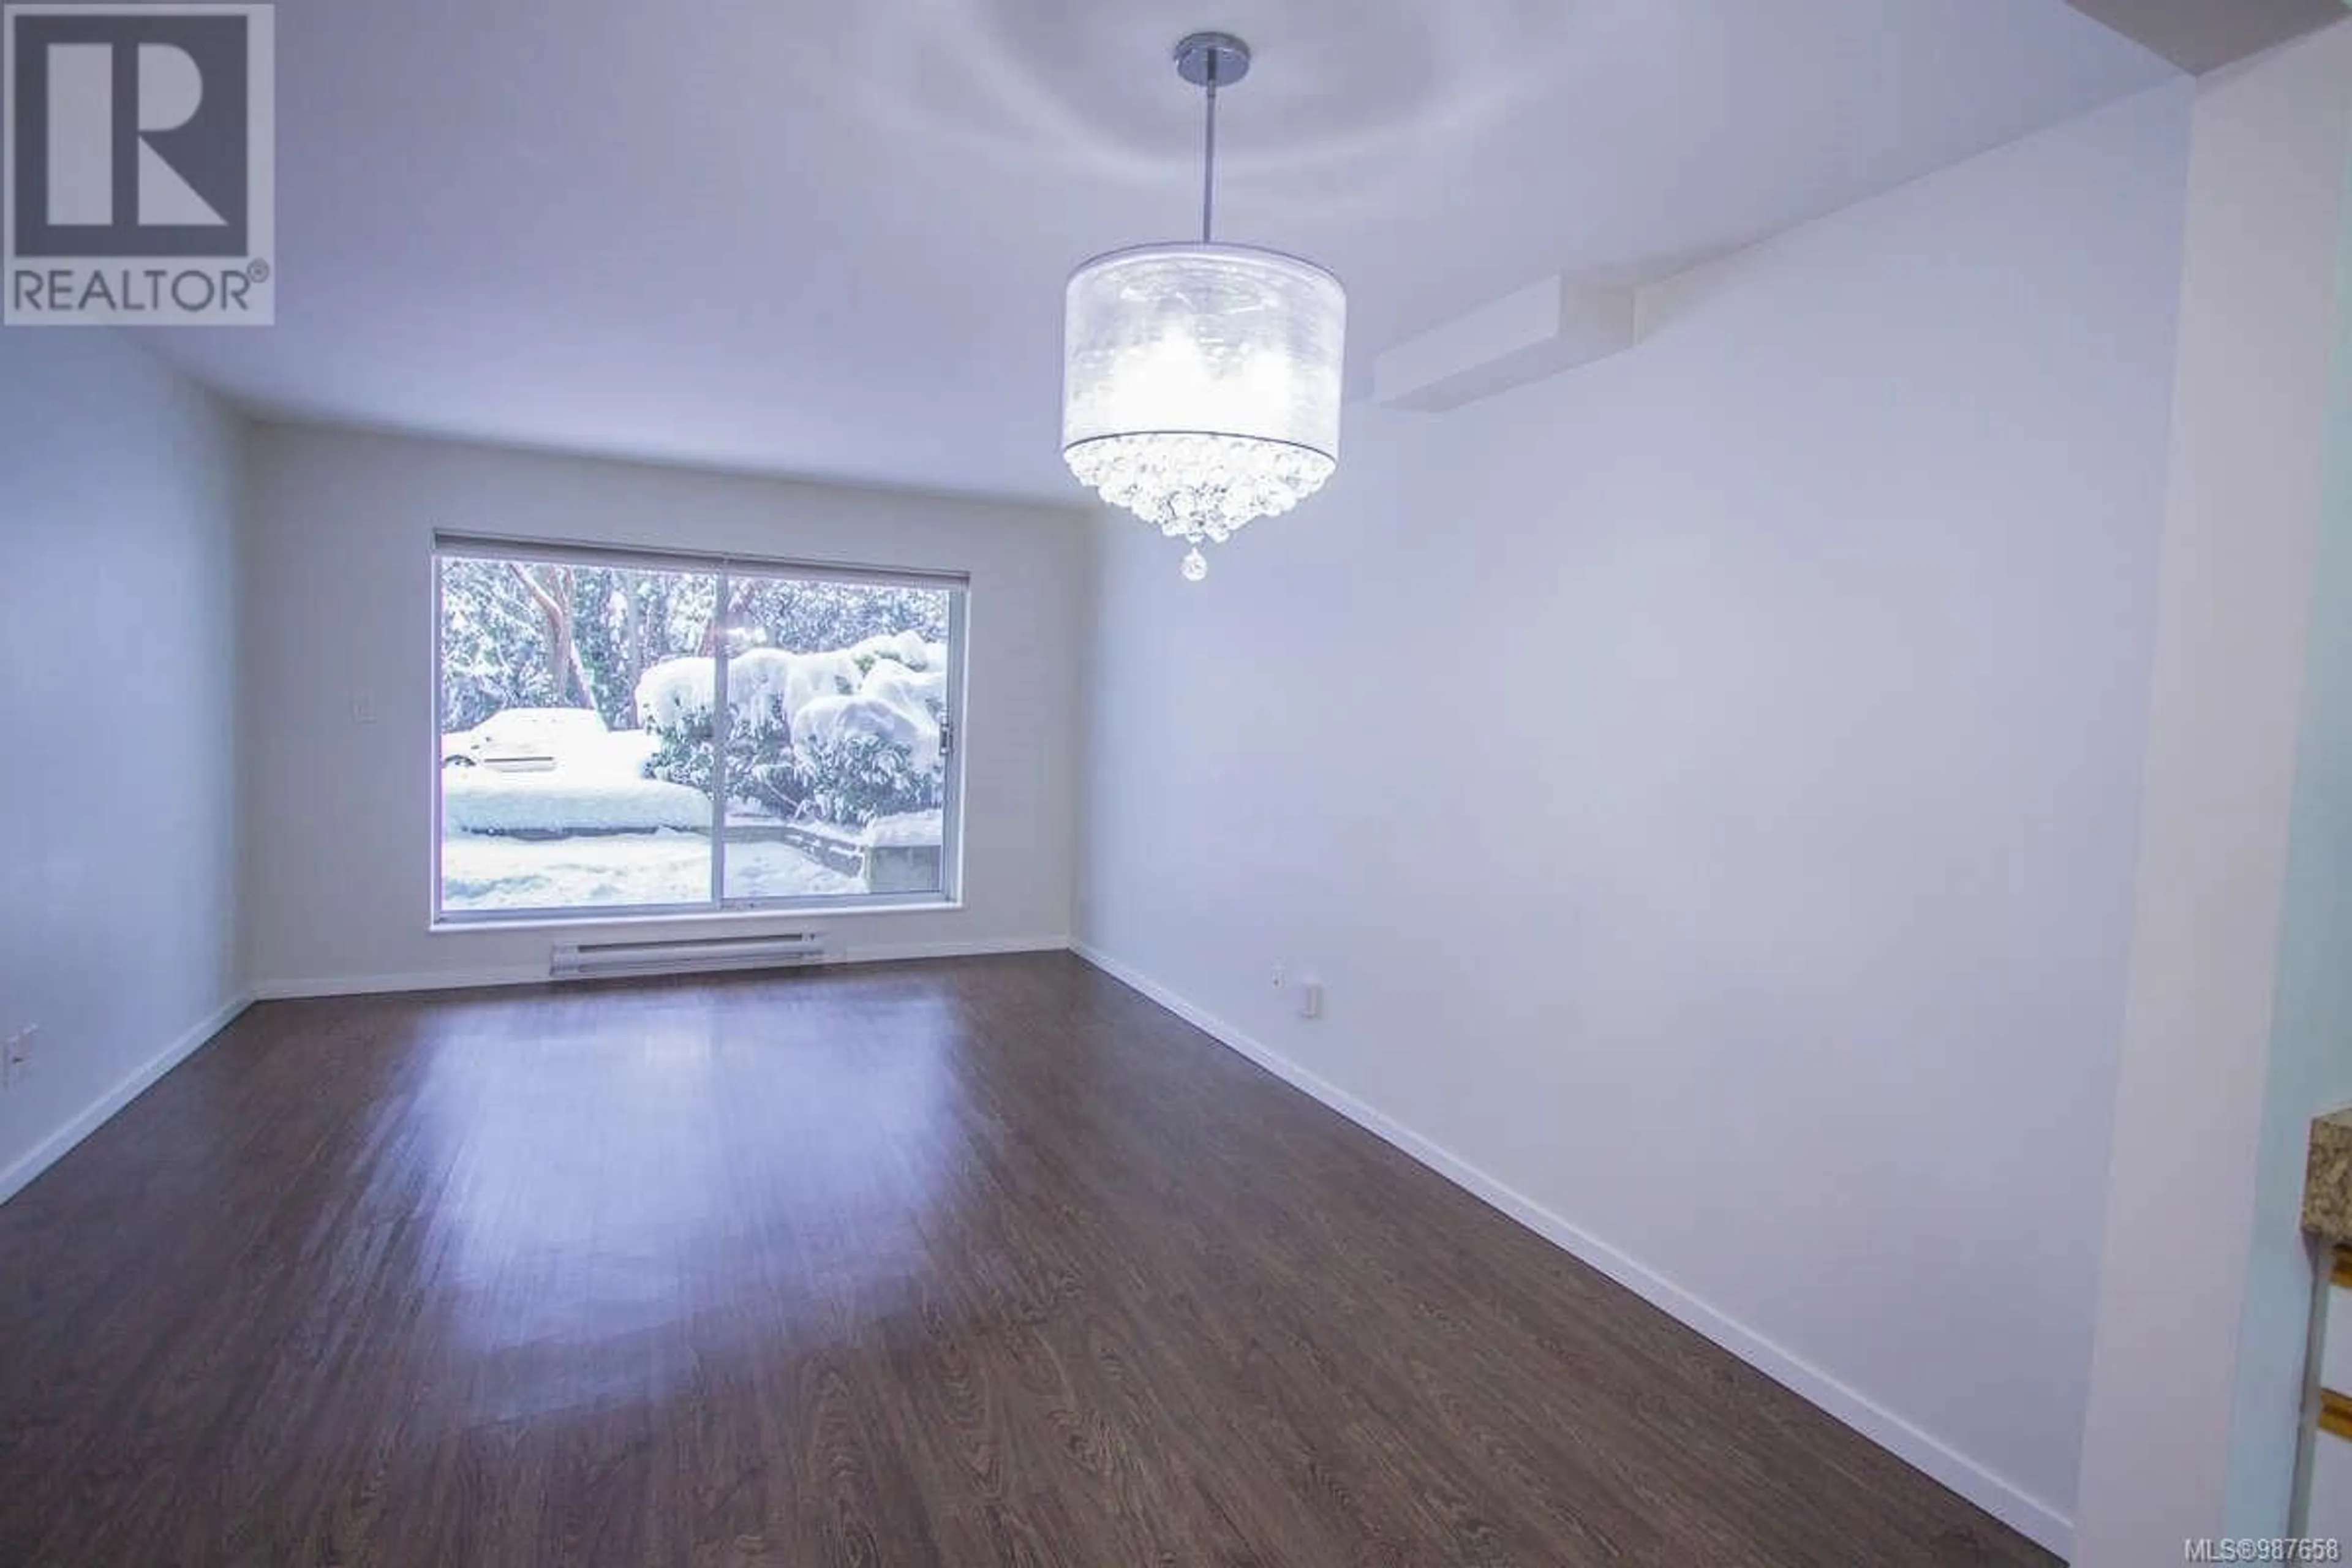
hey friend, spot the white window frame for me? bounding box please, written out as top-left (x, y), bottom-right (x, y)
top-left (430, 533), bottom-right (968, 927)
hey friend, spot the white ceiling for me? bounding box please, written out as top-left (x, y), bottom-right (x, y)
top-left (2061, 0), bottom-right (2348, 72)
top-left (139, 0), bottom-right (2176, 505)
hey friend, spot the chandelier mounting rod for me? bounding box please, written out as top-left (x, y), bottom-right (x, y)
top-left (1174, 32), bottom-right (1251, 245)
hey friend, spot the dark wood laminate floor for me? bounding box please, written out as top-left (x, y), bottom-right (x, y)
top-left (0, 953), bottom-right (2051, 1567)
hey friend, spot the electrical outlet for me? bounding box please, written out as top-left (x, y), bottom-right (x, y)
top-left (1270, 963), bottom-right (1286, 989)
top-left (0, 1026), bottom-right (27, 1090)
top-left (1295, 981), bottom-right (1324, 1021)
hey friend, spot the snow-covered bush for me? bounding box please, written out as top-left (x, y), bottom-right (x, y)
top-left (794, 691), bottom-right (931, 771)
top-left (722, 649), bottom-right (801, 814)
top-left (864, 663), bottom-right (949, 723)
top-left (792, 649), bottom-right (864, 707)
top-left (635, 654), bottom-right (801, 814)
top-left (725, 649), bottom-right (793, 730)
top-left (846, 629), bottom-right (936, 679)
top-left (636, 656), bottom-right (710, 733)
top-left (792, 676), bottom-right (943, 827)
top-left (636, 656), bottom-right (720, 797)
top-left (632, 643), bottom-right (946, 824)
top-left (794, 731), bottom-right (942, 827)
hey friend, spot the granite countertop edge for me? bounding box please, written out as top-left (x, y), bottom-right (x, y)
top-left (2305, 1107), bottom-right (2352, 1247)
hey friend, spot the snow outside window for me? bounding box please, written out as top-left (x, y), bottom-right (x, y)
top-left (432, 541), bottom-right (963, 922)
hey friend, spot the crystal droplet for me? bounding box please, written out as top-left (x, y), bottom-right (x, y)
top-left (1181, 548), bottom-right (1208, 582)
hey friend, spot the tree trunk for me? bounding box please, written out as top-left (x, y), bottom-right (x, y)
top-left (621, 580), bottom-right (645, 728)
top-left (511, 563), bottom-right (593, 706)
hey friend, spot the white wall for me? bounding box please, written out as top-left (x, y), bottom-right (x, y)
top-left (240, 425), bottom-right (1086, 993)
top-left (0, 331), bottom-right (246, 1200)
top-left (1076, 83), bottom-right (2194, 1553)
top-left (2228, 23), bottom-right (2352, 1540)
top-left (2075, 21), bottom-right (2352, 1564)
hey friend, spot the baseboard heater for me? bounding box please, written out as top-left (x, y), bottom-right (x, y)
top-left (549, 931), bottom-right (830, 981)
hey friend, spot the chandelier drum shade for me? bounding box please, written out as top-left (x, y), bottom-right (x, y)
top-left (1060, 34), bottom-right (1347, 581)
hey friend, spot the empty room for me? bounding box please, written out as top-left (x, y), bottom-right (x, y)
top-left (5, 1), bottom-right (2352, 1563)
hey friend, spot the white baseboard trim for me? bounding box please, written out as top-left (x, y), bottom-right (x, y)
top-left (0, 992), bottom-right (254, 1207)
top-left (842, 935), bottom-right (1071, 964)
top-left (1068, 940), bottom-right (2073, 1558)
top-left (253, 935), bottom-right (1073, 1000)
top-left (254, 966), bottom-right (548, 999)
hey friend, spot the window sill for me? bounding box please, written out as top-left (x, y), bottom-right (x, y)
top-left (430, 899), bottom-right (962, 936)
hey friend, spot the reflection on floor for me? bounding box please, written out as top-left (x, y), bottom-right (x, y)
top-left (0, 954), bottom-right (2055, 1566)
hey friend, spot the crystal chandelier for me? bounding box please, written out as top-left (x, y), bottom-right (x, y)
top-left (1061, 32), bottom-right (1346, 581)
